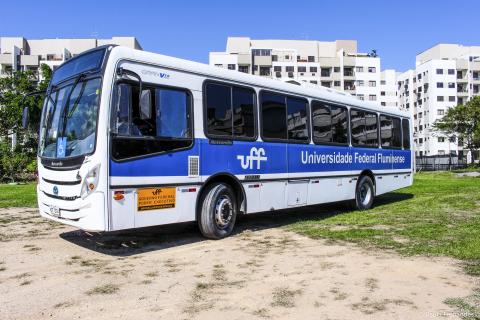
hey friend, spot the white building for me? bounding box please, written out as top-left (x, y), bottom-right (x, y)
top-left (0, 36), bottom-right (142, 81)
top-left (398, 44), bottom-right (480, 157)
top-left (379, 70), bottom-right (398, 108)
top-left (210, 37), bottom-right (381, 103)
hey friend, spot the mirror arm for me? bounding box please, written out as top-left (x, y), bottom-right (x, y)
top-left (116, 67), bottom-right (142, 102)
top-left (21, 89), bottom-right (47, 129)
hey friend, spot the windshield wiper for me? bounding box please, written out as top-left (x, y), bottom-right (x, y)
top-left (59, 73), bottom-right (86, 139)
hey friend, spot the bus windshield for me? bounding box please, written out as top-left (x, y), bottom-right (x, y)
top-left (39, 77), bottom-right (101, 159)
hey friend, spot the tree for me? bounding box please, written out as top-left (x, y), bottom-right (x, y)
top-left (434, 96), bottom-right (480, 163)
top-left (0, 63), bottom-right (51, 137)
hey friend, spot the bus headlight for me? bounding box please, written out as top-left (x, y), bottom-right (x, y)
top-left (81, 165), bottom-right (100, 199)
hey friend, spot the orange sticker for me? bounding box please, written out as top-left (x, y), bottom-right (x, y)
top-left (137, 187), bottom-right (176, 211)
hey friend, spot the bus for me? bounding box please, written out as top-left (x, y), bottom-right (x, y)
top-left (33, 45), bottom-right (413, 239)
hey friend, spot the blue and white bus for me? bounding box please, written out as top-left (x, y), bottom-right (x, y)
top-left (35, 45), bottom-right (413, 239)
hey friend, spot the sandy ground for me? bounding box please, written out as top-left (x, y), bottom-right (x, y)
top-left (0, 207), bottom-right (476, 320)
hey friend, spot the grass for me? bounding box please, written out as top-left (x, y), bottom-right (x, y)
top-left (0, 183), bottom-right (37, 208)
top-left (85, 284), bottom-right (119, 295)
top-left (289, 172), bottom-right (480, 273)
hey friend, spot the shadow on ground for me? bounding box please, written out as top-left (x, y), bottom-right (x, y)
top-left (60, 192), bottom-right (413, 257)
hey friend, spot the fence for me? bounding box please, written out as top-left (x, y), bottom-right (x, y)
top-left (415, 155), bottom-right (468, 171)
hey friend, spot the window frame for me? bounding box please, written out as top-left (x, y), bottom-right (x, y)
top-left (202, 79), bottom-right (258, 142)
top-left (349, 108), bottom-right (379, 149)
top-left (110, 79), bottom-right (195, 162)
top-left (259, 89), bottom-right (311, 144)
top-left (311, 100), bottom-right (349, 147)
top-left (402, 118), bottom-right (411, 150)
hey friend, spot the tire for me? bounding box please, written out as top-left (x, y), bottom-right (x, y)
top-left (352, 175), bottom-right (375, 210)
top-left (198, 183), bottom-right (237, 239)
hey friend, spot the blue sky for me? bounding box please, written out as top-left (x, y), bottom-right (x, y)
top-left (1, 0), bottom-right (478, 72)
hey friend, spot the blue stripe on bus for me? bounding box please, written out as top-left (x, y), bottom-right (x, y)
top-left (109, 138), bottom-right (412, 177)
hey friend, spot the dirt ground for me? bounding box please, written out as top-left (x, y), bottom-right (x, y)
top-left (0, 207), bottom-right (476, 320)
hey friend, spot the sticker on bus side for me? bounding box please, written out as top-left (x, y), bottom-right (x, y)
top-left (137, 187), bottom-right (176, 211)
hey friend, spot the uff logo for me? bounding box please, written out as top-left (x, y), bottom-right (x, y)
top-left (237, 147), bottom-right (267, 170)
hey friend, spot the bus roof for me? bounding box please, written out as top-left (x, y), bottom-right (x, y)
top-left (109, 46), bottom-right (410, 118)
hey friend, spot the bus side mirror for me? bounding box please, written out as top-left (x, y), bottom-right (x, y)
top-left (22, 107), bottom-right (29, 129)
top-left (139, 89), bottom-right (152, 120)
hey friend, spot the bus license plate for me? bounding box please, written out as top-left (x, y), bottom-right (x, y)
top-left (49, 205), bottom-right (60, 217)
top-left (137, 187), bottom-right (176, 211)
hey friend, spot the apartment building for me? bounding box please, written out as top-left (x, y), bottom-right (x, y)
top-left (397, 44), bottom-right (480, 158)
top-left (210, 37), bottom-right (381, 103)
top-left (379, 70), bottom-right (398, 108)
top-left (0, 36), bottom-right (142, 80)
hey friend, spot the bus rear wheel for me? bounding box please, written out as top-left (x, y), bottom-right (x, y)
top-left (198, 183), bottom-right (237, 239)
top-left (353, 175), bottom-right (374, 210)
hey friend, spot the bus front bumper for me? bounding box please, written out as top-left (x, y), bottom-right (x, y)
top-left (37, 185), bottom-right (106, 231)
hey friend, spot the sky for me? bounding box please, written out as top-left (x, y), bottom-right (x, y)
top-left (0, 0), bottom-right (479, 72)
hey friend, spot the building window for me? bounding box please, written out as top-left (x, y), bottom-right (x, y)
top-left (436, 68), bottom-right (443, 75)
top-left (437, 96), bottom-right (444, 102)
top-left (437, 109), bottom-right (444, 115)
top-left (381, 80), bottom-right (386, 85)
top-left (298, 66), bottom-right (307, 73)
top-left (369, 80), bottom-right (376, 87)
top-left (381, 102), bottom-right (386, 106)
top-left (438, 137), bottom-right (445, 143)
top-left (308, 56), bottom-right (315, 62)
top-left (368, 67), bottom-right (376, 73)
top-left (334, 81), bottom-right (341, 87)
top-left (437, 82), bottom-right (443, 88)
top-left (238, 65), bottom-right (249, 73)
top-left (286, 66), bottom-right (294, 72)
top-left (356, 66), bottom-right (364, 73)
top-left (205, 82), bottom-right (255, 139)
top-left (272, 55), bottom-right (278, 62)
top-left (321, 68), bottom-right (331, 77)
top-left (309, 67), bottom-right (317, 73)
top-left (448, 69), bottom-right (455, 75)
top-left (321, 81), bottom-right (331, 88)
top-left (357, 80), bottom-right (364, 87)
top-left (448, 82), bottom-right (455, 88)
top-left (252, 49), bottom-right (271, 56)
top-left (259, 66), bottom-right (271, 76)
top-left (357, 94), bottom-right (364, 100)
top-left (214, 64), bottom-right (222, 67)
top-left (448, 96), bottom-right (455, 102)
top-left (369, 95), bottom-right (377, 101)
top-left (310, 80), bottom-right (318, 84)
top-left (273, 66), bottom-right (282, 72)
top-left (333, 67), bottom-right (340, 73)
top-left (227, 64), bottom-right (236, 70)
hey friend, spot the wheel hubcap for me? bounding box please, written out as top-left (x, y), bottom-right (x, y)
top-left (359, 183), bottom-right (372, 206)
top-left (214, 195), bottom-right (233, 229)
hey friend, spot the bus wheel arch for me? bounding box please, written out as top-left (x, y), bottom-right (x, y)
top-left (351, 170), bottom-right (376, 210)
top-left (196, 173), bottom-right (246, 239)
top-left (196, 173), bottom-right (247, 220)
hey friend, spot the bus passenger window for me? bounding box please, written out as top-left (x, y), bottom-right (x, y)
top-left (287, 97), bottom-right (309, 142)
top-left (402, 118), bottom-right (410, 149)
top-left (380, 115), bottom-right (402, 148)
top-left (261, 92), bottom-right (287, 140)
top-left (205, 83), bottom-right (232, 137)
top-left (312, 101), bottom-right (331, 143)
top-left (205, 82), bottom-right (256, 140)
top-left (350, 109), bottom-right (366, 146)
top-left (331, 106), bottom-right (348, 144)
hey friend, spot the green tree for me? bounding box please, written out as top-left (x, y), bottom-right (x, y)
top-left (434, 96), bottom-right (480, 162)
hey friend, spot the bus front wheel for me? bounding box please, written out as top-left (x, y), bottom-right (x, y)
top-left (198, 183), bottom-right (237, 239)
top-left (353, 175), bottom-right (374, 210)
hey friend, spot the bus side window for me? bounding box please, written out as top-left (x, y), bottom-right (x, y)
top-left (350, 109), bottom-right (366, 146)
top-left (312, 101), bottom-right (332, 144)
top-left (380, 115), bottom-right (402, 148)
top-left (204, 82), bottom-right (256, 140)
top-left (402, 118), bottom-right (410, 149)
top-left (261, 92), bottom-right (287, 140)
top-left (331, 105), bottom-right (348, 144)
top-left (287, 97), bottom-right (309, 142)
